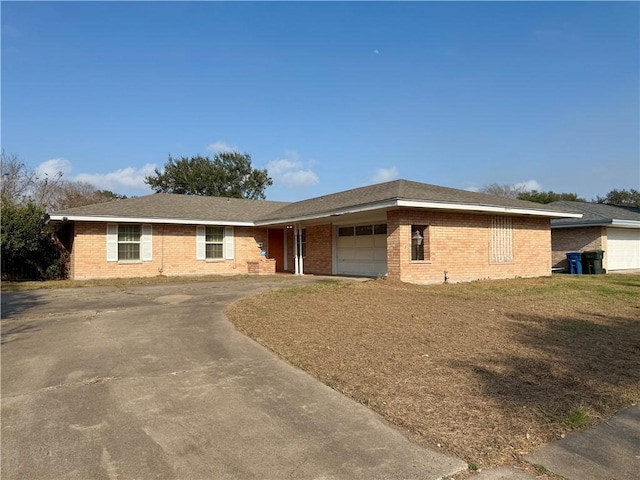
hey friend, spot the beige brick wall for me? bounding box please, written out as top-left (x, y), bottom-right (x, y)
top-left (70, 212), bottom-right (553, 283)
top-left (304, 224), bottom-right (333, 274)
top-left (285, 224), bottom-right (333, 275)
top-left (551, 226), bottom-right (607, 270)
top-left (70, 222), bottom-right (273, 280)
top-left (387, 209), bottom-right (551, 284)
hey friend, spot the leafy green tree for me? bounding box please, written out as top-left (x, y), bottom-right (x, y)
top-left (0, 199), bottom-right (65, 279)
top-left (145, 152), bottom-right (272, 200)
top-left (517, 190), bottom-right (585, 204)
top-left (594, 189), bottom-right (640, 208)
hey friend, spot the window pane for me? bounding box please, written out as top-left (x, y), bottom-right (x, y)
top-left (206, 244), bottom-right (223, 259)
top-left (118, 225), bottom-right (141, 242)
top-left (338, 227), bottom-right (354, 236)
top-left (355, 225), bottom-right (373, 236)
top-left (206, 226), bottom-right (224, 243)
top-left (374, 224), bottom-right (387, 235)
top-left (118, 243), bottom-right (140, 260)
top-left (411, 225), bottom-right (426, 261)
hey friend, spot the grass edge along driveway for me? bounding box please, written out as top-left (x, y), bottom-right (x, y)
top-left (227, 274), bottom-right (640, 473)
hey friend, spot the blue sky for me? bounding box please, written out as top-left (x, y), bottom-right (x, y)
top-left (2, 1), bottom-right (638, 202)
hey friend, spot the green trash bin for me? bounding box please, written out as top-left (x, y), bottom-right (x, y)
top-left (582, 250), bottom-right (605, 274)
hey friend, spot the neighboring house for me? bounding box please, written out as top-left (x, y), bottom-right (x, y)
top-left (49, 179), bottom-right (581, 283)
top-left (549, 201), bottom-right (640, 272)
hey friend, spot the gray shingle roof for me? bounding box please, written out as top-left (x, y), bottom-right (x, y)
top-left (549, 201), bottom-right (640, 227)
top-left (50, 180), bottom-right (580, 225)
top-left (51, 193), bottom-right (289, 224)
top-left (257, 179), bottom-right (575, 223)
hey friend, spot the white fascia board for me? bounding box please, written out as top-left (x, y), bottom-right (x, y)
top-left (611, 220), bottom-right (640, 228)
top-left (552, 219), bottom-right (640, 229)
top-left (551, 222), bottom-right (610, 229)
top-left (255, 200), bottom-right (398, 226)
top-left (48, 214), bottom-right (254, 227)
top-left (396, 200), bottom-right (583, 218)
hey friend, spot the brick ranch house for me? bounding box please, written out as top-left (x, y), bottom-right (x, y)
top-left (549, 201), bottom-right (640, 272)
top-left (49, 179), bottom-right (581, 283)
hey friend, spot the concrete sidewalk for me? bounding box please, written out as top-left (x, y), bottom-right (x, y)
top-left (473, 404), bottom-right (640, 480)
top-left (526, 404), bottom-right (640, 480)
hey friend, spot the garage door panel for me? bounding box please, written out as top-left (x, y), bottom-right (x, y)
top-left (373, 249), bottom-right (387, 261)
top-left (607, 228), bottom-right (640, 270)
top-left (337, 237), bottom-right (355, 248)
top-left (336, 225), bottom-right (387, 276)
top-left (374, 236), bottom-right (387, 248)
top-left (355, 236), bottom-right (375, 248)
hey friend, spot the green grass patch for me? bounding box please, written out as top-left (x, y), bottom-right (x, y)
top-left (533, 464), bottom-right (549, 474)
top-left (563, 407), bottom-right (589, 428)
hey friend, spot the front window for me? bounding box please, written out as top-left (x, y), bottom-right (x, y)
top-left (411, 225), bottom-right (428, 261)
top-left (206, 226), bottom-right (224, 259)
top-left (118, 224), bottom-right (141, 260)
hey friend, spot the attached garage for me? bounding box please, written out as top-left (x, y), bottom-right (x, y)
top-left (336, 224), bottom-right (387, 276)
top-left (550, 201), bottom-right (640, 272)
top-left (607, 228), bottom-right (640, 270)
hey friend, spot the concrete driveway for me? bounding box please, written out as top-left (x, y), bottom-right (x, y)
top-left (1, 277), bottom-right (465, 480)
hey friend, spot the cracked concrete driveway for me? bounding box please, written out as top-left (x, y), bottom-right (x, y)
top-left (1, 277), bottom-right (465, 480)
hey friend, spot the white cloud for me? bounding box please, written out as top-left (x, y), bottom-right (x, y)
top-left (371, 167), bottom-right (399, 184)
top-left (266, 154), bottom-right (318, 188)
top-left (514, 179), bottom-right (542, 192)
top-left (207, 141), bottom-right (237, 153)
top-left (35, 158), bottom-right (72, 178)
top-left (73, 163), bottom-right (157, 193)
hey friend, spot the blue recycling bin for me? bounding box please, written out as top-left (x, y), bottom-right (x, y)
top-left (566, 252), bottom-right (583, 274)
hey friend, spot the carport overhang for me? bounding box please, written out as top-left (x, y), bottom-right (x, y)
top-left (255, 198), bottom-right (583, 227)
top-left (256, 199), bottom-right (582, 277)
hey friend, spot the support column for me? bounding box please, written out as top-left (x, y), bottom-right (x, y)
top-left (294, 224), bottom-right (304, 275)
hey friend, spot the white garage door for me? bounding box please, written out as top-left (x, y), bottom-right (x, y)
top-left (336, 224), bottom-right (387, 276)
top-left (607, 228), bottom-right (640, 270)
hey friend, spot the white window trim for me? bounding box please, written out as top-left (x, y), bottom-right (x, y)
top-left (106, 223), bottom-right (152, 262)
top-left (196, 226), bottom-right (234, 261)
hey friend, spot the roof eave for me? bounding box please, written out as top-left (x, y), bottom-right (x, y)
top-left (48, 214), bottom-right (255, 227)
top-left (255, 198), bottom-right (583, 225)
top-left (396, 199), bottom-right (583, 218)
top-left (255, 200), bottom-right (399, 226)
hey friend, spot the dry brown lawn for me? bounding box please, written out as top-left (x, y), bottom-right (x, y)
top-left (227, 274), bottom-right (640, 471)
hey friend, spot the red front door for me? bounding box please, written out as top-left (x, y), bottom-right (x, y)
top-left (268, 229), bottom-right (285, 272)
